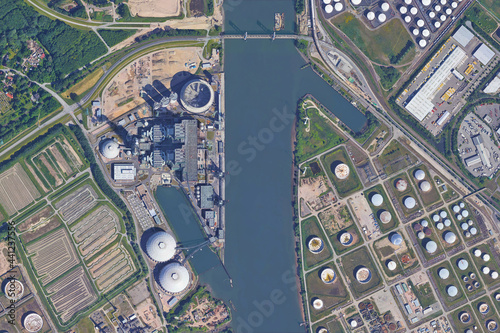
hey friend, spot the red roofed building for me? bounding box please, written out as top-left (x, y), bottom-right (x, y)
top-left (6, 93), bottom-right (13, 99)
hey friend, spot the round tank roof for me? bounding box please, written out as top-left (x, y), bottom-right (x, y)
top-left (317, 328), bottom-right (329, 333)
top-left (425, 240), bottom-right (437, 253)
top-left (378, 13), bottom-right (387, 22)
top-left (308, 237), bottom-right (325, 254)
top-left (451, 1), bottom-right (457, 8)
top-left (420, 180), bottom-right (431, 191)
top-left (447, 285), bottom-right (458, 297)
top-left (443, 231), bottom-right (457, 244)
top-left (433, 214), bottom-right (440, 222)
top-left (381, 2), bottom-right (390, 11)
top-left (457, 258), bottom-right (469, 270)
top-left (483, 253), bottom-right (491, 262)
top-left (321, 268), bottom-right (336, 284)
top-left (440, 14), bottom-right (447, 21)
top-left (23, 313), bottom-right (43, 333)
top-left (421, 220), bottom-right (429, 227)
top-left (457, 214), bottom-right (463, 221)
top-left (417, 231), bottom-right (425, 239)
top-left (404, 196), bottom-right (416, 209)
top-left (180, 79), bottom-right (215, 114)
top-left (395, 179), bottom-right (408, 192)
top-left (413, 28), bottom-right (420, 36)
top-left (470, 227), bottom-right (478, 235)
top-left (350, 320), bottom-right (358, 328)
top-left (414, 169), bottom-right (425, 180)
top-left (459, 202), bottom-right (465, 208)
top-left (159, 262), bottom-right (190, 294)
top-left (444, 219), bottom-right (451, 227)
top-left (371, 193), bottom-right (384, 206)
top-left (405, 15), bottom-right (412, 23)
top-left (405, 0), bottom-right (412, 4)
top-left (438, 267), bottom-right (450, 279)
top-left (417, 19), bottom-right (425, 27)
top-left (492, 271), bottom-right (499, 279)
top-left (100, 139), bottom-right (119, 159)
top-left (446, 8), bottom-right (452, 14)
top-left (387, 260), bottom-right (397, 271)
top-left (339, 232), bottom-right (354, 246)
top-left (436, 222), bottom-right (444, 230)
top-left (434, 21), bottom-right (441, 28)
top-left (453, 205), bottom-right (460, 213)
top-left (419, 39), bottom-right (428, 47)
top-left (323, 0), bottom-right (332, 3)
top-left (334, 163), bottom-right (350, 179)
top-left (4, 279), bottom-right (24, 301)
top-left (429, 11), bottom-right (436, 18)
top-left (440, 0), bottom-right (447, 4)
top-left (462, 210), bottom-right (469, 217)
top-left (400, 6), bottom-right (408, 14)
top-left (440, 210), bottom-right (447, 218)
top-left (410, 6), bottom-right (418, 14)
top-left (351, 0), bottom-right (362, 5)
top-left (380, 210), bottom-right (392, 224)
top-left (325, 4), bottom-right (333, 13)
top-left (487, 319), bottom-right (498, 332)
top-left (390, 232), bottom-right (403, 246)
top-left (474, 249), bottom-right (482, 257)
top-left (461, 222), bottom-right (469, 231)
top-left (435, 4), bottom-right (442, 11)
top-left (468, 219), bottom-right (473, 226)
top-left (334, 3), bottom-right (343, 11)
top-left (483, 266), bottom-right (491, 274)
top-left (355, 267), bottom-right (372, 284)
top-left (422, 0), bottom-right (431, 5)
top-left (146, 231), bottom-right (176, 262)
top-left (367, 11), bottom-right (376, 20)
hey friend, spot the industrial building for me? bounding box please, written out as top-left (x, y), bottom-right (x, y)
top-left (180, 79), bottom-right (214, 114)
top-left (472, 134), bottom-right (491, 168)
top-left (404, 46), bottom-right (467, 121)
top-left (198, 184), bottom-right (214, 209)
top-left (465, 154), bottom-right (481, 167)
top-left (473, 44), bottom-right (495, 65)
top-left (113, 164), bottom-right (136, 181)
top-left (484, 74), bottom-right (500, 94)
top-left (452, 26), bottom-right (474, 48)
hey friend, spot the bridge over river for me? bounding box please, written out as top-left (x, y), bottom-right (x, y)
top-left (222, 32), bottom-right (307, 40)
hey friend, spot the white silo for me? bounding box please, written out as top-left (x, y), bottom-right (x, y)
top-left (378, 13), bottom-right (387, 22)
top-left (429, 11), bottom-right (436, 18)
top-left (367, 11), bottom-right (376, 20)
top-left (381, 2), bottom-right (390, 12)
top-left (422, 29), bottom-right (430, 37)
top-left (410, 6), bottom-right (418, 15)
top-left (405, 15), bottom-right (412, 23)
top-left (335, 3), bottom-right (343, 11)
top-left (422, 0), bottom-right (431, 6)
top-left (417, 19), bottom-right (425, 27)
top-left (351, 0), bottom-right (362, 5)
top-left (405, 0), bottom-right (412, 3)
top-left (400, 6), bottom-right (408, 14)
top-left (446, 8), bottom-right (452, 14)
top-left (435, 4), bottom-right (441, 11)
top-left (419, 39), bottom-right (428, 48)
top-left (413, 28), bottom-right (420, 36)
top-left (440, 14), bottom-right (446, 21)
top-left (325, 4), bottom-right (334, 13)
top-left (440, 0), bottom-right (447, 4)
top-left (323, 0), bottom-right (332, 4)
top-left (451, 1), bottom-right (457, 8)
top-left (434, 21), bottom-right (441, 28)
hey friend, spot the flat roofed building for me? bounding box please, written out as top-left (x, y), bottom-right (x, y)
top-left (484, 75), bottom-right (500, 94)
top-left (472, 134), bottom-right (491, 167)
top-left (465, 154), bottom-right (481, 167)
top-left (473, 44), bottom-right (495, 65)
top-left (183, 119), bottom-right (198, 182)
top-left (453, 26), bottom-right (474, 48)
top-left (405, 47), bottom-right (467, 121)
top-left (113, 164), bottom-right (136, 181)
top-left (437, 111), bottom-right (450, 126)
top-left (199, 184), bottom-right (214, 209)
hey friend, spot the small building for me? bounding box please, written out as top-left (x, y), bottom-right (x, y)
top-left (473, 44), bottom-right (495, 65)
top-left (218, 228), bottom-right (224, 240)
top-left (396, 284), bottom-right (403, 295)
top-left (423, 306), bottom-right (433, 315)
top-left (464, 154), bottom-right (481, 167)
top-left (402, 282), bottom-right (408, 292)
top-left (167, 297), bottom-right (178, 307)
top-left (404, 304), bottom-right (413, 314)
top-left (484, 115), bottom-right (493, 124)
top-left (436, 111), bottom-right (450, 126)
top-left (199, 184), bottom-right (214, 209)
top-left (113, 164), bottom-right (136, 181)
top-left (92, 100), bottom-right (101, 107)
top-left (202, 62), bottom-right (212, 69)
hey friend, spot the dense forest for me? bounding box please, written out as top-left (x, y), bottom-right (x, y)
top-left (47, 0), bottom-right (87, 19)
top-left (0, 0), bottom-right (107, 83)
top-left (0, 74), bottom-right (61, 144)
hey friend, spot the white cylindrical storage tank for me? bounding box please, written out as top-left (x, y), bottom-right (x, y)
top-left (440, 0), bottom-right (446, 4)
top-left (483, 253), bottom-right (491, 262)
top-left (421, 220), bottom-right (429, 227)
top-left (422, 29), bottom-right (430, 37)
top-left (414, 169), bottom-right (425, 180)
top-left (323, 0), bottom-right (332, 4)
top-left (462, 210), bottom-right (469, 218)
top-left (413, 28), bottom-right (420, 36)
top-left (434, 21), bottom-right (441, 28)
top-left (367, 11), bottom-right (375, 20)
top-left (435, 4), bottom-right (441, 11)
top-left (446, 8), bottom-right (452, 14)
top-left (159, 262), bottom-right (191, 294)
top-left (351, 0), bottom-right (362, 5)
top-left (335, 3), bottom-right (343, 11)
top-left (474, 249), bottom-right (482, 257)
top-left (406, 0), bottom-right (412, 4)
top-left (371, 193), bottom-right (384, 207)
top-left (459, 202), bottom-right (465, 208)
top-left (483, 266), bottom-right (491, 274)
top-left (23, 313), bottom-right (43, 333)
top-left (410, 6), bottom-right (418, 15)
top-left (146, 231), bottom-right (177, 262)
top-left (440, 210), bottom-right (447, 218)
top-left (400, 6), bottom-right (408, 14)
top-left (325, 4), bottom-right (334, 13)
top-left (419, 39), bottom-right (428, 48)
top-left (429, 11), bottom-right (436, 18)
top-left (440, 14), bottom-right (446, 21)
top-left (451, 1), bottom-right (457, 8)
top-left (378, 13), bottom-right (387, 22)
top-left (433, 214), bottom-right (440, 222)
top-left (470, 227), bottom-right (478, 235)
top-left (422, 0), bottom-right (431, 5)
top-left (382, 2), bottom-right (390, 12)
top-left (453, 205), bottom-right (460, 213)
top-left (417, 19), bottom-right (425, 27)
top-left (436, 222), bottom-right (444, 230)
top-left (405, 15), bottom-right (412, 23)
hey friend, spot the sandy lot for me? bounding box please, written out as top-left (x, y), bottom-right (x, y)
top-left (348, 193), bottom-right (379, 239)
top-left (128, 0), bottom-right (180, 18)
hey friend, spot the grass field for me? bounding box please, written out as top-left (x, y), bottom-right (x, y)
top-left (467, 3), bottom-right (499, 33)
top-left (469, 244), bottom-right (500, 288)
top-left (331, 12), bottom-right (416, 66)
top-left (321, 147), bottom-right (362, 198)
top-left (306, 264), bottom-right (349, 322)
top-left (430, 261), bottom-right (466, 309)
top-left (450, 252), bottom-right (484, 298)
top-left (378, 140), bottom-right (418, 176)
top-left (408, 279), bottom-right (436, 308)
top-left (296, 101), bottom-right (345, 163)
top-left (340, 247), bottom-right (382, 299)
top-left (451, 304), bottom-right (480, 332)
top-left (301, 216), bottom-right (333, 270)
top-left (479, 0), bottom-right (500, 21)
top-left (364, 184), bottom-right (399, 234)
top-left (312, 316), bottom-right (345, 333)
top-left (408, 165), bottom-right (441, 207)
top-left (62, 68), bottom-right (104, 100)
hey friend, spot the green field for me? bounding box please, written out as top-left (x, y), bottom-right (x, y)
top-left (408, 279), bottom-right (436, 308)
top-left (321, 147), bottom-right (362, 198)
top-left (331, 12), bottom-right (416, 66)
top-left (430, 261), bottom-right (466, 309)
top-left (450, 252), bottom-right (484, 299)
top-left (295, 100), bottom-right (345, 163)
top-left (467, 3), bottom-right (499, 33)
top-left (340, 247), bottom-right (382, 299)
top-left (313, 316), bottom-right (345, 333)
top-left (301, 216), bottom-right (333, 270)
top-left (377, 140), bottom-right (418, 176)
top-left (364, 184), bottom-right (399, 234)
top-left (479, 0), bottom-right (500, 21)
top-left (306, 264), bottom-right (350, 322)
top-left (469, 244), bottom-right (500, 288)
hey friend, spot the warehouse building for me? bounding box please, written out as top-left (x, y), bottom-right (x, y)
top-left (113, 164), bottom-right (136, 181)
top-left (405, 47), bottom-right (467, 121)
top-left (452, 26), bottom-right (474, 48)
top-left (473, 44), bottom-right (495, 65)
top-left (472, 135), bottom-right (491, 168)
top-left (484, 74), bottom-right (500, 94)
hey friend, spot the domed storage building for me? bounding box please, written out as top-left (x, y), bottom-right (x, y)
top-left (146, 230), bottom-right (177, 262)
top-left (379, 210), bottom-right (392, 224)
top-left (420, 180), bottom-right (431, 192)
top-left (457, 258), bottom-right (469, 271)
top-left (425, 240), bottom-right (437, 254)
top-left (395, 179), bottom-right (408, 192)
top-left (414, 169), bottom-right (425, 180)
top-left (158, 261), bottom-right (191, 294)
top-left (100, 139), bottom-right (120, 159)
top-left (447, 285), bottom-right (458, 297)
top-left (389, 232), bottom-right (403, 246)
top-left (180, 79), bottom-right (215, 114)
top-left (438, 267), bottom-right (449, 279)
top-left (443, 231), bottom-right (457, 244)
top-left (404, 196), bottom-right (416, 209)
top-left (371, 193), bottom-right (384, 207)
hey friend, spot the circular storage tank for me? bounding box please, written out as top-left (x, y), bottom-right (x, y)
top-left (371, 193), bottom-right (384, 206)
top-left (474, 249), bottom-right (482, 257)
top-left (492, 271), bottom-right (499, 279)
top-left (460, 312), bottom-right (471, 323)
top-left (367, 11), bottom-right (376, 20)
top-left (404, 196), bottom-right (416, 209)
top-left (339, 232), bottom-right (354, 246)
top-left (356, 267), bottom-right (372, 284)
top-left (350, 320), bottom-right (358, 328)
top-left (308, 237), bottom-right (325, 254)
top-left (180, 79), bottom-right (215, 114)
top-left (457, 214), bottom-right (463, 221)
top-left (414, 169), bottom-right (425, 180)
top-left (443, 231), bottom-right (457, 244)
top-left (434, 20), bottom-right (441, 27)
top-left (405, 15), bottom-right (412, 23)
top-left (325, 5), bottom-right (334, 13)
top-left (487, 320), bottom-right (499, 332)
top-left (444, 219), bottom-right (451, 227)
top-left (433, 214), bottom-right (440, 222)
top-left (452, 1), bottom-right (457, 8)
top-left (438, 267), bottom-right (450, 279)
top-left (23, 313), bottom-right (43, 333)
top-left (446, 7), bottom-right (452, 14)
top-left (417, 19), bottom-right (425, 27)
top-left (435, 4), bottom-right (442, 11)
top-left (146, 231), bottom-right (176, 262)
top-left (429, 11), bottom-right (436, 18)
top-left (470, 227), bottom-right (478, 235)
top-left (447, 285), bottom-right (458, 297)
top-left (440, 14), bottom-right (447, 21)
top-left (400, 6), bottom-right (408, 14)
top-left (4, 279), bottom-right (24, 301)
top-left (417, 231), bottom-right (425, 239)
top-left (395, 179), bottom-right (408, 192)
top-left (461, 223), bottom-right (469, 231)
top-left (390, 232), bottom-right (403, 246)
top-left (100, 139), bottom-right (119, 159)
top-left (481, 266), bottom-right (490, 274)
top-left (483, 253), bottom-right (491, 262)
top-left (465, 231), bottom-right (471, 238)
top-left (421, 220), bottom-right (429, 227)
top-left (479, 302), bottom-right (490, 314)
top-left (381, 2), bottom-right (390, 12)
top-left (420, 180), bottom-right (431, 191)
top-left (413, 28), bottom-right (420, 36)
top-left (436, 222), bottom-right (444, 230)
top-left (440, 0), bottom-right (447, 4)
top-left (378, 13), bottom-right (387, 22)
top-left (312, 298), bottom-right (324, 310)
top-left (321, 268), bottom-right (336, 284)
top-left (405, 0), bottom-right (412, 4)
top-left (410, 6), bottom-right (418, 15)
top-left (380, 210), bottom-right (392, 224)
top-left (351, 0), bottom-right (362, 5)
top-left (459, 202), bottom-right (465, 208)
top-left (453, 205), bottom-right (460, 213)
top-left (335, 3), bottom-right (343, 11)
top-left (334, 163), bottom-right (350, 179)
top-left (468, 219), bottom-right (474, 226)
top-left (387, 260), bottom-right (397, 271)
top-left (422, 0), bottom-right (431, 5)
top-left (323, 0), bottom-right (332, 3)
top-left (317, 328), bottom-right (329, 333)
top-left (159, 262), bottom-right (190, 294)
top-left (424, 227), bottom-right (432, 236)
top-left (440, 210), bottom-right (447, 218)
top-left (425, 240), bottom-right (437, 253)
top-left (457, 258), bottom-right (469, 270)
top-left (462, 210), bottom-right (469, 217)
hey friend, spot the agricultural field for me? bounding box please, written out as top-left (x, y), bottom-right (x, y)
top-left (301, 216), bottom-right (333, 270)
top-left (408, 165), bottom-right (441, 207)
top-left (364, 184), bottom-right (399, 234)
top-left (0, 163), bottom-right (41, 216)
top-left (306, 264), bottom-right (349, 322)
top-left (377, 140), bottom-right (418, 176)
top-left (54, 184), bottom-right (100, 224)
top-left (321, 147), bottom-right (362, 198)
top-left (340, 247), bottom-right (382, 299)
top-left (26, 228), bottom-right (80, 285)
top-left (46, 266), bottom-right (98, 323)
top-left (429, 261), bottom-right (466, 310)
top-left (18, 207), bottom-right (62, 244)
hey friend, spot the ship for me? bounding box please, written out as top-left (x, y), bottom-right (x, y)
top-left (274, 12), bottom-right (284, 31)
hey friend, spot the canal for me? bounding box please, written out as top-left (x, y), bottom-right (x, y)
top-left (155, 1), bottom-right (368, 332)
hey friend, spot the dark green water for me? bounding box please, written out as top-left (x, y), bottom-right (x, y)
top-left (155, 2), bottom-right (368, 332)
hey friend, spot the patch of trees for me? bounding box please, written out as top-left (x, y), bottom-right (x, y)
top-left (295, 39), bottom-right (308, 55)
top-left (296, 0), bottom-right (305, 14)
top-left (98, 29), bottom-right (137, 47)
top-left (48, 0), bottom-right (87, 19)
top-left (374, 65), bottom-right (400, 91)
top-left (0, 0), bottom-right (107, 82)
top-left (0, 75), bottom-right (61, 144)
top-left (134, 27), bottom-right (205, 43)
top-left (389, 40), bottom-right (414, 65)
top-left (206, 0), bottom-right (214, 16)
top-left (86, 0), bottom-right (109, 6)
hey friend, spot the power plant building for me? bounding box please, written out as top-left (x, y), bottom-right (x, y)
top-left (404, 47), bottom-right (467, 121)
top-left (113, 164), bottom-right (136, 181)
top-left (473, 44), bottom-right (495, 65)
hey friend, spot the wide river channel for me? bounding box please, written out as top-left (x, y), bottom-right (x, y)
top-left (155, 1), bottom-right (367, 331)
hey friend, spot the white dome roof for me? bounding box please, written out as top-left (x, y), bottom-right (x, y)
top-left (417, 231), bottom-right (425, 239)
top-left (440, 0), bottom-right (446, 4)
top-left (429, 11), bottom-right (436, 18)
top-left (433, 214), bottom-right (440, 222)
top-left (483, 253), bottom-right (491, 262)
top-left (387, 260), bottom-right (397, 271)
top-left (440, 14), bottom-right (447, 21)
top-left (447, 285), bottom-right (458, 297)
top-left (421, 220), bottom-right (429, 227)
top-left (351, 0), bottom-right (362, 5)
top-left (444, 219), bottom-right (451, 227)
top-left (426, 240), bottom-right (437, 253)
top-left (492, 271), bottom-right (499, 279)
top-left (434, 21), bottom-right (441, 28)
top-left (468, 219), bottom-right (473, 226)
top-left (457, 214), bottom-right (463, 221)
top-left (459, 202), bottom-right (465, 208)
top-left (390, 232), bottom-right (403, 246)
top-left (422, 0), bottom-right (431, 5)
top-left (413, 28), bottom-right (420, 36)
top-left (457, 259), bottom-right (468, 270)
top-left (400, 6), bottom-right (408, 14)
top-left (410, 6), bottom-right (418, 14)
top-left (381, 2), bottom-right (390, 11)
top-left (350, 320), bottom-right (358, 328)
top-left (438, 267), bottom-right (450, 279)
top-left (453, 205), bottom-right (460, 213)
top-left (325, 4), bottom-right (333, 13)
top-left (404, 196), bottom-right (416, 209)
top-left (420, 180), bottom-right (431, 191)
top-left (462, 210), bottom-right (469, 217)
top-left (436, 222), bottom-right (444, 230)
top-left (470, 227), bottom-right (478, 235)
top-left (23, 313), bottom-right (43, 333)
top-left (367, 11), bottom-right (375, 20)
top-left (419, 39), bottom-right (428, 48)
top-left (446, 8), bottom-right (452, 14)
top-left (334, 3), bottom-right (343, 11)
top-left (100, 139), bottom-right (119, 159)
top-left (474, 249), bottom-right (482, 257)
top-left (461, 222), bottom-right (469, 231)
top-left (406, 0), bottom-right (412, 3)
top-left (440, 210), bottom-right (447, 218)
top-left (405, 15), bottom-right (412, 23)
top-left (483, 266), bottom-right (491, 274)
top-left (417, 19), bottom-right (425, 27)
top-left (451, 1), bottom-right (457, 8)
top-left (146, 231), bottom-right (176, 262)
top-left (371, 193), bottom-right (384, 206)
top-left (312, 298), bottom-right (324, 309)
top-left (159, 262), bottom-right (190, 294)
top-left (435, 4), bottom-right (442, 11)
top-left (323, 0), bottom-right (332, 3)
top-left (414, 169), bottom-right (425, 180)
top-left (380, 210), bottom-right (392, 224)
top-left (395, 179), bottom-right (408, 192)
top-left (378, 13), bottom-right (387, 22)
top-left (443, 231), bottom-right (456, 244)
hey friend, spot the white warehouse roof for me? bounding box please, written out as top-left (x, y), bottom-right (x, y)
top-left (453, 26), bottom-right (474, 47)
top-left (474, 44), bottom-right (495, 65)
top-left (113, 164), bottom-right (136, 181)
top-left (484, 75), bottom-right (500, 94)
top-left (405, 47), bottom-right (467, 121)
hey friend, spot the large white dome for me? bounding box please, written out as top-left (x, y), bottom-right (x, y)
top-left (425, 240), bottom-right (437, 253)
top-left (159, 262), bottom-right (190, 294)
top-left (404, 196), bottom-right (416, 209)
top-left (414, 169), bottom-right (425, 180)
top-left (447, 285), bottom-right (458, 297)
top-left (146, 231), bottom-right (176, 262)
top-left (371, 193), bottom-right (384, 207)
top-left (443, 231), bottom-right (456, 244)
top-left (438, 267), bottom-right (449, 279)
top-left (457, 258), bottom-right (469, 270)
top-left (100, 139), bottom-right (119, 159)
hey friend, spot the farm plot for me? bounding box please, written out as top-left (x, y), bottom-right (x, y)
top-left (17, 206), bottom-right (54, 232)
top-left (0, 163), bottom-right (40, 216)
top-left (48, 144), bottom-right (75, 178)
top-left (46, 266), bottom-right (97, 323)
top-left (55, 184), bottom-right (99, 224)
top-left (20, 214), bottom-right (62, 244)
top-left (33, 151), bottom-right (64, 188)
top-left (87, 242), bottom-right (135, 291)
top-left (70, 205), bottom-right (120, 257)
top-left (59, 137), bottom-right (84, 170)
top-left (26, 228), bottom-right (80, 285)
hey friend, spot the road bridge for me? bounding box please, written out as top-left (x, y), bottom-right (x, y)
top-left (223, 32), bottom-right (301, 40)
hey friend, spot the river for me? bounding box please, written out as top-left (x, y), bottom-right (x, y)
top-left (155, 1), bottom-right (367, 332)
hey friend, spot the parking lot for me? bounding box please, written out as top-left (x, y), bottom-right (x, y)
top-left (458, 113), bottom-right (500, 178)
top-left (475, 103), bottom-right (500, 131)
